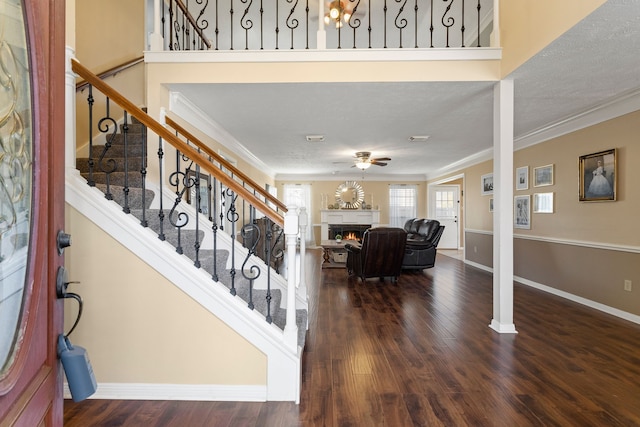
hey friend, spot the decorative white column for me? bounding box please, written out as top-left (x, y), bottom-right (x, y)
top-left (284, 205), bottom-right (300, 351)
top-left (489, 80), bottom-right (517, 334)
top-left (297, 207), bottom-right (307, 293)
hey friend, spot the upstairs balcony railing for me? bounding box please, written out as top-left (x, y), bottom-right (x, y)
top-left (161, 0), bottom-right (494, 51)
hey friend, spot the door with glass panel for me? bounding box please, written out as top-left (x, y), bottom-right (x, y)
top-left (430, 185), bottom-right (460, 249)
top-left (0, 0), bottom-right (65, 425)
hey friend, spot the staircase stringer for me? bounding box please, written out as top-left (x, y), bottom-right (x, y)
top-left (66, 170), bottom-right (302, 402)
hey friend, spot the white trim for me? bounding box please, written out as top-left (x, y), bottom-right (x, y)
top-left (464, 228), bottom-right (640, 254)
top-left (145, 48), bottom-right (502, 64)
top-left (514, 87), bottom-right (640, 150)
top-left (515, 276), bottom-right (640, 326)
top-left (462, 259), bottom-right (640, 326)
top-left (65, 383), bottom-right (266, 402)
top-left (275, 173), bottom-right (427, 181)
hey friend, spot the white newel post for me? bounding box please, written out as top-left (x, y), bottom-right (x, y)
top-left (297, 207), bottom-right (307, 292)
top-left (284, 205), bottom-right (300, 351)
top-left (149, 0), bottom-right (164, 51)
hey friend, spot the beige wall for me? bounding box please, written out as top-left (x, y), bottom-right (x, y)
top-left (65, 206), bottom-right (267, 385)
top-left (460, 110), bottom-right (640, 316)
top-left (500, 0), bottom-right (606, 77)
top-left (75, 0), bottom-right (145, 70)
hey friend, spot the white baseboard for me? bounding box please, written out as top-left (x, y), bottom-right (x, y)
top-left (65, 383), bottom-right (267, 402)
top-left (463, 258), bottom-right (640, 326)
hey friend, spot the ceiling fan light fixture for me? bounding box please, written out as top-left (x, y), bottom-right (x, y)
top-left (355, 160), bottom-right (371, 170)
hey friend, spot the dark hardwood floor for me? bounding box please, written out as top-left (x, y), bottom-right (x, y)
top-left (64, 251), bottom-right (640, 426)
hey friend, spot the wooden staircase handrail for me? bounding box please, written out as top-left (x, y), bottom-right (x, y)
top-left (76, 56), bottom-right (144, 92)
top-left (71, 58), bottom-right (285, 226)
top-left (164, 116), bottom-right (287, 213)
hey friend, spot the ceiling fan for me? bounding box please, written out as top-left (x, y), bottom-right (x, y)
top-left (352, 151), bottom-right (391, 170)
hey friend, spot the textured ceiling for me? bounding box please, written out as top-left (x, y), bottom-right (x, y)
top-left (169, 0), bottom-right (640, 180)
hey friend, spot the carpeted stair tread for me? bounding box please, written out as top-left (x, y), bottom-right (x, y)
top-left (94, 184), bottom-right (155, 210)
top-left (76, 156), bottom-right (145, 174)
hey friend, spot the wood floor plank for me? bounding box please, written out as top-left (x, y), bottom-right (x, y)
top-left (64, 250), bottom-right (640, 426)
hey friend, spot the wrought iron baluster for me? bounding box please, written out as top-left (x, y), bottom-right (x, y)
top-left (394, 0), bottom-right (408, 48)
top-left (305, 0), bottom-right (309, 49)
top-left (226, 188), bottom-right (239, 295)
top-left (260, 0), bottom-right (264, 49)
top-left (275, 0), bottom-right (280, 49)
top-left (348, 0), bottom-right (362, 49)
top-left (429, 0), bottom-right (434, 47)
top-left (442, 0), bottom-right (455, 48)
top-left (157, 138), bottom-right (166, 241)
top-left (461, 0), bottom-right (465, 47)
top-left (476, 0), bottom-right (481, 47)
top-left (368, 0), bottom-right (372, 48)
top-left (286, 0), bottom-right (299, 49)
top-left (122, 112), bottom-right (131, 213)
top-left (241, 0), bottom-right (254, 49)
top-left (96, 98), bottom-right (117, 200)
top-left (383, 0), bottom-right (388, 48)
top-left (140, 123), bottom-right (148, 227)
top-left (241, 223), bottom-right (261, 310)
top-left (211, 176), bottom-right (219, 281)
top-left (414, 0), bottom-right (418, 48)
top-left (230, 0), bottom-right (234, 49)
top-left (86, 86), bottom-right (96, 186)
top-left (193, 164), bottom-right (202, 268)
top-left (215, 0), bottom-right (220, 49)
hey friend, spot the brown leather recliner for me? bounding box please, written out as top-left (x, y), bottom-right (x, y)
top-left (345, 227), bottom-right (407, 282)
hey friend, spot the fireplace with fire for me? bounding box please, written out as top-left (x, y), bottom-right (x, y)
top-left (328, 224), bottom-right (370, 242)
top-left (320, 209), bottom-right (381, 242)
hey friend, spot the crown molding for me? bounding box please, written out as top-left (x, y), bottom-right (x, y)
top-left (169, 92), bottom-right (276, 178)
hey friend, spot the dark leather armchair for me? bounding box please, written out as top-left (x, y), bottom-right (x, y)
top-left (345, 227), bottom-right (407, 282)
top-left (402, 218), bottom-right (445, 270)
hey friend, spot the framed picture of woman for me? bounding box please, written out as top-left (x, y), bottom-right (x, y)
top-left (579, 149), bottom-right (616, 202)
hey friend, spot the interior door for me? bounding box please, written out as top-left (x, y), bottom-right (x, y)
top-left (0, 1), bottom-right (65, 426)
top-left (430, 185), bottom-right (460, 249)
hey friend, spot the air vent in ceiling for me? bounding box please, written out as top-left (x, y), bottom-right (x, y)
top-left (408, 135), bottom-right (430, 142)
top-left (306, 135), bottom-right (325, 142)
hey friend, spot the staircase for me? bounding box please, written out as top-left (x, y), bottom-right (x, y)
top-left (69, 111), bottom-right (307, 401)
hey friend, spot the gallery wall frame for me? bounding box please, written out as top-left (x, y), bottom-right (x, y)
top-left (516, 166), bottom-right (529, 191)
top-left (579, 148), bottom-right (616, 202)
top-left (489, 198), bottom-right (494, 212)
top-left (534, 164), bottom-right (554, 187)
top-left (186, 170), bottom-right (212, 215)
top-left (481, 173), bottom-right (494, 195)
top-left (514, 195), bottom-right (531, 229)
top-left (534, 192), bottom-right (554, 213)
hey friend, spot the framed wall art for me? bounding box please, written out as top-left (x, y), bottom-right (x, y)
top-left (489, 198), bottom-right (494, 212)
top-left (514, 195), bottom-right (530, 229)
top-left (579, 148), bottom-right (616, 202)
top-left (481, 173), bottom-right (494, 195)
top-left (533, 164), bottom-right (554, 187)
top-left (516, 166), bottom-right (529, 191)
top-left (534, 192), bottom-right (554, 213)
top-left (186, 170), bottom-right (212, 215)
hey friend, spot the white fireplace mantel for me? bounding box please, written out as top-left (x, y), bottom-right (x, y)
top-left (320, 209), bottom-right (380, 241)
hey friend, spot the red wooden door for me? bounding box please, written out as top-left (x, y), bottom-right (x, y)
top-left (0, 0), bottom-right (65, 426)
